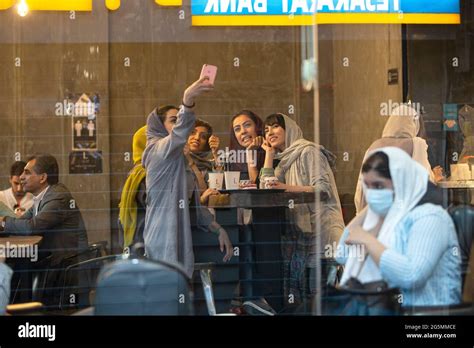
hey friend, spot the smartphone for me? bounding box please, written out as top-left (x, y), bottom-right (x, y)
top-left (200, 64), bottom-right (218, 85)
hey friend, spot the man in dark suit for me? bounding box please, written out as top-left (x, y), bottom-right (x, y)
top-left (0, 154), bottom-right (88, 305)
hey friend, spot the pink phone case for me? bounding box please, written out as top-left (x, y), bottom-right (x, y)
top-left (200, 64), bottom-right (218, 85)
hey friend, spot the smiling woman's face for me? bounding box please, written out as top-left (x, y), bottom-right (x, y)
top-left (264, 123), bottom-right (286, 151)
top-left (233, 115), bottom-right (257, 148)
top-left (188, 126), bottom-right (210, 153)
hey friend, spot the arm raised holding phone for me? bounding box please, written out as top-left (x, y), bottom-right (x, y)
top-left (143, 71), bottom-right (231, 279)
top-left (182, 76), bottom-right (215, 109)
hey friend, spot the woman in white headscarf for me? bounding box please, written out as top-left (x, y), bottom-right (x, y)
top-left (354, 104), bottom-right (443, 214)
top-left (260, 113), bottom-right (345, 304)
top-left (338, 147), bottom-right (461, 308)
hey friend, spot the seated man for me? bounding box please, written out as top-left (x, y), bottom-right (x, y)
top-left (0, 161), bottom-right (34, 217)
top-left (0, 154), bottom-right (88, 305)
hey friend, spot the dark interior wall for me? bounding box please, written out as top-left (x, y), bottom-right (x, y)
top-left (0, 7), bottom-right (111, 245)
top-left (407, 22), bottom-right (473, 171)
top-left (327, 25), bottom-right (403, 196)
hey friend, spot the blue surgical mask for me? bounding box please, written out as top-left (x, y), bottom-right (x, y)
top-left (365, 188), bottom-right (394, 216)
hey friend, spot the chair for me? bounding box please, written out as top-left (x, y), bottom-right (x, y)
top-left (449, 205), bottom-right (474, 287)
top-left (194, 262), bottom-right (217, 315)
top-left (58, 254), bottom-right (124, 312)
top-left (403, 205), bottom-right (474, 316)
top-left (6, 254), bottom-right (122, 316)
top-left (94, 258), bottom-right (194, 315)
top-left (27, 242), bottom-right (109, 312)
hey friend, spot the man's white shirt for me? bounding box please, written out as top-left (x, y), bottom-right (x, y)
top-left (0, 188), bottom-right (34, 214)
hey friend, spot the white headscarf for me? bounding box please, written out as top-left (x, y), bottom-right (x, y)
top-left (340, 147), bottom-right (429, 285)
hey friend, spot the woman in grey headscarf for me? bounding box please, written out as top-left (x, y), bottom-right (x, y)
top-left (142, 77), bottom-right (233, 278)
top-left (354, 104), bottom-right (442, 214)
top-left (259, 113), bottom-right (344, 303)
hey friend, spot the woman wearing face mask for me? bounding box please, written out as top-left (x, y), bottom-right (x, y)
top-left (354, 104), bottom-right (443, 214)
top-left (337, 147), bottom-right (461, 309)
top-left (260, 113), bottom-right (345, 304)
top-left (184, 119), bottom-right (221, 205)
top-left (229, 110), bottom-right (266, 184)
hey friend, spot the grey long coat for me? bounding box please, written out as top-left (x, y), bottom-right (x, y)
top-left (143, 107), bottom-right (217, 278)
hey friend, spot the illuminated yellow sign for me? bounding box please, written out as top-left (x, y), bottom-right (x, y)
top-left (0, 0), bottom-right (460, 25)
top-left (191, 0), bottom-right (461, 25)
top-left (0, 0), bottom-right (182, 11)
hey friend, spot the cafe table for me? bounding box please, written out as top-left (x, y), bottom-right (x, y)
top-left (438, 180), bottom-right (474, 206)
top-left (0, 235), bottom-right (43, 249)
top-left (208, 189), bottom-right (318, 311)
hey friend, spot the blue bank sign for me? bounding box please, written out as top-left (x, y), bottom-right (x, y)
top-left (191, 0), bottom-right (461, 26)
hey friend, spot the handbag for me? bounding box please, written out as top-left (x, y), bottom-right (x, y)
top-left (325, 255), bottom-right (402, 315)
top-left (337, 277), bottom-right (402, 315)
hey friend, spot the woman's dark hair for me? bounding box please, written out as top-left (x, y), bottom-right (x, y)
top-left (362, 151), bottom-right (391, 179)
top-left (194, 119), bottom-right (213, 151)
top-left (229, 110), bottom-right (263, 148)
top-left (28, 154), bottom-right (59, 185)
top-left (156, 105), bottom-right (179, 124)
top-left (195, 119), bottom-right (213, 136)
top-left (10, 161), bottom-right (27, 177)
top-left (264, 113), bottom-right (286, 131)
top-left (229, 110), bottom-right (265, 172)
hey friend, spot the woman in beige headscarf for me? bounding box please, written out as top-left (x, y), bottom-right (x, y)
top-left (354, 104), bottom-right (442, 214)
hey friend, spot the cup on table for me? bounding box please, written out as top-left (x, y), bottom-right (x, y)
top-left (263, 176), bottom-right (279, 189)
top-left (450, 164), bottom-right (460, 181)
top-left (224, 171), bottom-right (240, 190)
top-left (208, 172), bottom-right (224, 190)
top-left (458, 163), bottom-right (471, 180)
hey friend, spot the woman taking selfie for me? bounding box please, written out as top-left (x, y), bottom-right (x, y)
top-left (338, 147), bottom-right (461, 309)
top-left (143, 77), bottom-right (233, 278)
top-left (259, 113), bottom-right (344, 305)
